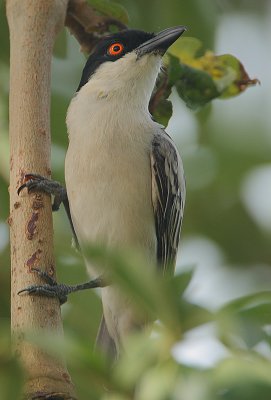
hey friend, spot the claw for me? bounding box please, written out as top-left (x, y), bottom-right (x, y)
top-left (18, 268), bottom-right (68, 304)
top-left (17, 172), bottom-right (79, 247)
top-left (18, 284), bottom-right (68, 305)
top-left (17, 173), bottom-right (67, 211)
top-left (17, 182), bottom-right (28, 195)
top-left (17, 174), bottom-right (46, 195)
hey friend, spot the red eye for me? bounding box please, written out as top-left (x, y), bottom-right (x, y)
top-left (108, 42), bottom-right (124, 56)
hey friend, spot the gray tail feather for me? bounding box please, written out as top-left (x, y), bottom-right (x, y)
top-left (95, 314), bottom-right (117, 360)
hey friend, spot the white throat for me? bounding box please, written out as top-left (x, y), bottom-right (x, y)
top-left (66, 52), bottom-right (162, 144)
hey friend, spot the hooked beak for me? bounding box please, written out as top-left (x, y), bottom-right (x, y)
top-left (136, 26), bottom-right (187, 57)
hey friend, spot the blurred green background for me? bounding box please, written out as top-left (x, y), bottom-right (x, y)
top-left (1, 0), bottom-right (271, 399)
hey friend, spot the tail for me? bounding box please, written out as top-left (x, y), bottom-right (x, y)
top-left (95, 314), bottom-right (117, 360)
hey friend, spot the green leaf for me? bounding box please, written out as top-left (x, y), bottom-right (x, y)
top-left (167, 37), bottom-right (259, 110)
top-left (172, 56), bottom-right (220, 110)
top-left (87, 0), bottom-right (129, 24)
top-left (151, 98), bottom-right (172, 127)
top-left (83, 244), bottom-right (183, 337)
top-left (237, 302), bottom-right (271, 347)
top-left (179, 300), bottom-right (213, 332)
top-left (136, 361), bottom-right (179, 400)
top-left (171, 269), bottom-right (194, 297)
top-left (217, 54), bottom-right (259, 98)
top-left (149, 68), bottom-right (173, 127)
top-left (218, 291), bottom-right (271, 314)
top-left (53, 28), bottom-right (68, 59)
top-left (169, 37), bottom-right (203, 62)
top-left (0, 325), bottom-right (24, 400)
top-left (0, 2), bottom-right (9, 65)
top-left (215, 356), bottom-right (271, 387)
top-left (239, 302), bottom-right (271, 328)
top-left (216, 291), bottom-right (271, 348)
top-left (114, 334), bottom-right (160, 388)
top-left (24, 331), bottom-right (123, 392)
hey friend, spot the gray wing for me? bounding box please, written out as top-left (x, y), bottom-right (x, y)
top-left (151, 131), bottom-right (185, 275)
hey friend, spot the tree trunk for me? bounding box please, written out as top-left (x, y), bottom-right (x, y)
top-left (7, 0), bottom-right (76, 398)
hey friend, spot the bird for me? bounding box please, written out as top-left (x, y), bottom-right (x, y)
top-left (18, 26), bottom-right (186, 359)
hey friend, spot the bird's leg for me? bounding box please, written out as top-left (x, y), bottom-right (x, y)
top-left (18, 173), bottom-right (79, 248)
top-left (18, 175), bottom-right (108, 303)
top-left (18, 268), bottom-right (108, 305)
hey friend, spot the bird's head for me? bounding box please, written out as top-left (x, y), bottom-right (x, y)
top-left (77, 26), bottom-right (186, 104)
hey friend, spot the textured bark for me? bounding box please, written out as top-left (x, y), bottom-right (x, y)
top-left (7, 0), bottom-right (76, 398)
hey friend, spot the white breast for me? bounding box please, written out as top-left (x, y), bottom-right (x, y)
top-left (65, 84), bottom-right (159, 276)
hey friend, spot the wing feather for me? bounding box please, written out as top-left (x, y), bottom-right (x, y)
top-left (151, 131), bottom-right (185, 274)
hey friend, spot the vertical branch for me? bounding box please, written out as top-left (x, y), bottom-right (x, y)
top-left (7, 0), bottom-right (76, 398)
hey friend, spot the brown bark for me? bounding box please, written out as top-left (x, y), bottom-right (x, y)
top-left (7, 0), bottom-right (76, 398)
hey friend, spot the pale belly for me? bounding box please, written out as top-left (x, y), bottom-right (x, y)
top-left (65, 138), bottom-right (157, 350)
top-left (65, 138), bottom-right (157, 275)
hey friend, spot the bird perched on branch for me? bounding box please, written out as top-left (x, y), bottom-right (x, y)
top-left (18, 26), bottom-right (186, 359)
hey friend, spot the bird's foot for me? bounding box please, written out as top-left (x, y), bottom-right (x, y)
top-left (18, 173), bottom-right (67, 211)
top-left (18, 268), bottom-right (69, 304)
top-left (18, 268), bottom-right (108, 305)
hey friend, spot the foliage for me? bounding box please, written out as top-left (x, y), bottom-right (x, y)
top-left (1, 0), bottom-right (270, 399)
top-left (169, 37), bottom-right (259, 109)
top-left (152, 38), bottom-right (258, 125)
top-left (3, 245), bottom-right (271, 399)
top-left (87, 0), bottom-right (129, 25)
